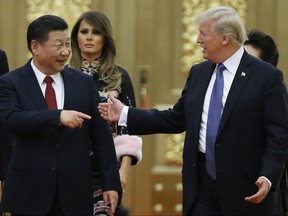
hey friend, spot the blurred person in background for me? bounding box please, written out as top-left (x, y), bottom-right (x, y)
top-left (0, 49), bottom-right (13, 187)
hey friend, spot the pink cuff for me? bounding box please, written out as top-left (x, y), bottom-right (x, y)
top-left (114, 134), bottom-right (143, 164)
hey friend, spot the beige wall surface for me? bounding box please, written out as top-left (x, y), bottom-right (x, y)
top-left (246, 0), bottom-right (288, 82)
top-left (0, 0), bottom-right (287, 215)
top-left (0, 0), bottom-right (27, 69)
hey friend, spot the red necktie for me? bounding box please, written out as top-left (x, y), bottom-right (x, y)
top-left (44, 76), bottom-right (57, 110)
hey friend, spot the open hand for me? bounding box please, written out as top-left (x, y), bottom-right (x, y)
top-left (98, 95), bottom-right (124, 122)
top-left (244, 177), bottom-right (270, 204)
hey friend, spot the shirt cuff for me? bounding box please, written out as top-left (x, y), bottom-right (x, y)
top-left (259, 176), bottom-right (272, 189)
top-left (118, 105), bottom-right (129, 127)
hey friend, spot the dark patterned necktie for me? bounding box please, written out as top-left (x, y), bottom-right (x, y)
top-left (206, 63), bottom-right (225, 179)
top-left (44, 76), bottom-right (57, 110)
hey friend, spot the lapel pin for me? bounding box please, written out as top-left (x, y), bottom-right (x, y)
top-left (241, 72), bottom-right (246, 77)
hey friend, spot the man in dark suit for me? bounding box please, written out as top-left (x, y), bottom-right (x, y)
top-left (0, 49), bottom-right (13, 183)
top-left (99, 6), bottom-right (288, 216)
top-left (0, 49), bottom-right (13, 191)
top-left (0, 15), bottom-right (121, 215)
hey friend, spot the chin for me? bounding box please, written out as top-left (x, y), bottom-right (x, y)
top-left (57, 65), bottom-right (65, 72)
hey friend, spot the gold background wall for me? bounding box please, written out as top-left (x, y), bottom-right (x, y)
top-left (0, 0), bottom-right (287, 215)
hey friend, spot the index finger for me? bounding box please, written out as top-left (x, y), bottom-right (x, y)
top-left (78, 112), bottom-right (91, 120)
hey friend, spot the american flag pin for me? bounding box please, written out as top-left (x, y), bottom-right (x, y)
top-left (241, 72), bottom-right (246, 77)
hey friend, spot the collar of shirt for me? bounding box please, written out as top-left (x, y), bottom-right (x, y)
top-left (222, 46), bottom-right (244, 76)
top-left (31, 60), bottom-right (62, 87)
top-left (30, 60), bottom-right (64, 109)
top-left (198, 46), bottom-right (245, 153)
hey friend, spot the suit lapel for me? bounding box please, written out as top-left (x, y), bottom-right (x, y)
top-left (186, 61), bottom-right (216, 134)
top-left (218, 52), bottom-right (252, 134)
top-left (19, 61), bottom-right (47, 109)
top-left (21, 63), bottom-right (78, 110)
top-left (61, 68), bottom-right (76, 109)
top-left (192, 62), bottom-right (216, 132)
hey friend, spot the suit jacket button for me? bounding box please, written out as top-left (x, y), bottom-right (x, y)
top-left (56, 143), bottom-right (60, 148)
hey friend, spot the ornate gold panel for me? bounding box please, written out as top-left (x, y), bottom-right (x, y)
top-left (25, 0), bottom-right (91, 59)
top-left (165, 133), bottom-right (185, 165)
top-left (26, 0), bottom-right (91, 31)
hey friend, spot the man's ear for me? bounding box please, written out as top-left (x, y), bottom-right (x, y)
top-left (31, 40), bottom-right (39, 55)
top-left (222, 34), bottom-right (230, 45)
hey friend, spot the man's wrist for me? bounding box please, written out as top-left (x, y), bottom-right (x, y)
top-left (259, 176), bottom-right (271, 190)
top-left (119, 105), bottom-right (129, 127)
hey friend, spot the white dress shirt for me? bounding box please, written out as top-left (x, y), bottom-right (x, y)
top-left (198, 47), bottom-right (243, 153)
top-left (31, 60), bottom-right (65, 109)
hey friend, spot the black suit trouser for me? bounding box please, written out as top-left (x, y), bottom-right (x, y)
top-left (189, 152), bottom-right (222, 216)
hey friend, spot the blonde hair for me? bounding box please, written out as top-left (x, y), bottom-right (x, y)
top-left (193, 6), bottom-right (247, 46)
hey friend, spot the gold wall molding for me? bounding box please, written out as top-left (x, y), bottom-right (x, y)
top-left (165, 133), bottom-right (185, 165)
top-left (26, 0), bottom-right (91, 31)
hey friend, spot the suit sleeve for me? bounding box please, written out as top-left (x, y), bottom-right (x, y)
top-left (0, 76), bottom-right (61, 135)
top-left (261, 69), bottom-right (288, 189)
top-left (126, 74), bottom-right (193, 135)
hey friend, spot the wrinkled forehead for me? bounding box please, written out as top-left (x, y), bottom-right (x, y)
top-left (45, 30), bottom-right (70, 42)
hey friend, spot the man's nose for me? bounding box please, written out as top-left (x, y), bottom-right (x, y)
top-left (61, 47), bottom-right (71, 56)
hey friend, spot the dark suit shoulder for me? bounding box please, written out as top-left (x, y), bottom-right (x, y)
top-left (189, 61), bottom-right (215, 71)
top-left (244, 53), bottom-right (282, 76)
top-left (187, 61), bottom-right (216, 81)
top-left (0, 61), bottom-right (34, 81)
top-left (0, 49), bottom-right (9, 75)
top-left (0, 49), bottom-right (6, 59)
top-left (0, 49), bottom-right (5, 57)
top-left (62, 66), bottom-right (96, 90)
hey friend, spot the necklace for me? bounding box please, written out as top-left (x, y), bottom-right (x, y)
top-left (81, 57), bottom-right (101, 76)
